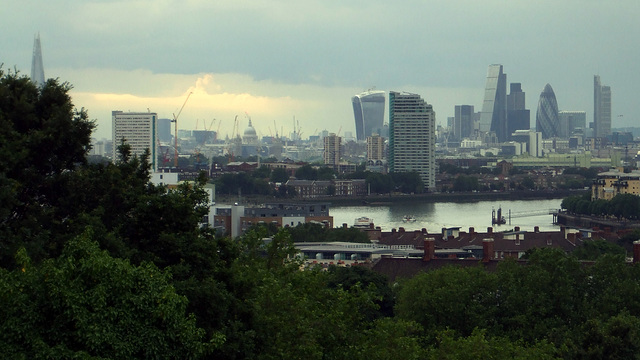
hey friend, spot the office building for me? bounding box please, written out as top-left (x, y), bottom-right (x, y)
top-left (323, 133), bottom-right (341, 166)
top-left (389, 91), bottom-right (436, 190)
top-left (594, 75), bottom-right (612, 138)
top-left (511, 130), bottom-right (543, 157)
top-left (535, 84), bottom-right (560, 139)
top-left (479, 64), bottom-right (507, 142)
top-left (112, 111), bottom-right (158, 170)
top-left (454, 105), bottom-right (474, 140)
top-left (30, 33), bottom-right (45, 87)
top-left (157, 118), bottom-right (172, 142)
top-left (506, 83), bottom-right (530, 138)
top-left (558, 111), bottom-right (586, 138)
top-left (352, 90), bottom-right (386, 141)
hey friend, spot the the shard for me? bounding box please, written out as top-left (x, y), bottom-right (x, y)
top-left (30, 33), bottom-right (45, 87)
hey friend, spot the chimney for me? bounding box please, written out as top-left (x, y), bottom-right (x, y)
top-left (633, 240), bottom-right (640, 263)
top-left (423, 238), bottom-right (435, 262)
top-left (343, 223), bottom-right (348, 229)
top-left (391, 228), bottom-right (396, 233)
top-left (369, 223), bottom-right (374, 229)
top-left (534, 226), bottom-right (539, 233)
top-left (422, 228), bottom-right (427, 233)
top-left (469, 227), bottom-right (475, 234)
top-left (399, 227), bottom-right (405, 233)
top-left (487, 227), bottom-right (493, 234)
top-left (482, 239), bottom-right (494, 263)
top-left (514, 226), bottom-right (520, 232)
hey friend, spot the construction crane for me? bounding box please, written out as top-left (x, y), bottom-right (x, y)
top-left (171, 91), bottom-right (192, 167)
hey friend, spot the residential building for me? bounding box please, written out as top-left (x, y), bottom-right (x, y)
top-left (112, 111), bottom-right (159, 171)
top-left (323, 133), bottom-right (341, 166)
top-left (30, 33), bottom-right (45, 87)
top-left (479, 64), bottom-right (507, 142)
top-left (506, 83), bottom-right (530, 138)
top-left (213, 202), bottom-right (333, 237)
top-left (592, 169), bottom-right (640, 201)
top-left (389, 91), bottom-right (436, 190)
top-left (352, 90), bottom-right (386, 141)
top-left (366, 134), bottom-right (385, 161)
top-left (536, 84), bottom-right (560, 139)
top-left (594, 75), bottom-right (612, 139)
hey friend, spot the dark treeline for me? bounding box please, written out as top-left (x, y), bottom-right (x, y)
top-left (4, 70), bottom-right (640, 359)
top-left (562, 193), bottom-right (640, 220)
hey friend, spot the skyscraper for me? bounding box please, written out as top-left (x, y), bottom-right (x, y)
top-left (366, 134), bottom-right (385, 161)
top-left (352, 90), bottom-right (385, 141)
top-left (30, 33), bottom-right (45, 87)
top-left (535, 84), bottom-right (560, 139)
top-left (594, 75), bottom-right (612, 138)
top-left (112, 111), bottom-right (159, 171)
top-left (506, 83), bottom-right (530, 138)
top-left (389, 91), bottom-right (435, 190)
top-left (479, 64), bottom-right (507, 142)
top-left (453, 105), bottom-right (474, 140)
top-left (559, 111), bottom-right (586, 138)
top-left (323, 133), bottom-right (341, 166)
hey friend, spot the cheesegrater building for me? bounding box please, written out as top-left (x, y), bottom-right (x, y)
top-left (112, 111), bottom-right (159, 171)
top-left (479, 64), bottom-right (507, 142)
top-left (352, 90), bottom-right (386, 141)
top-left (389, 91), bottom-right (435, 191)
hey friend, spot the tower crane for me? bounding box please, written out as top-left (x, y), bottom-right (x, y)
top-left (171, 91), bottom-right (192, 167)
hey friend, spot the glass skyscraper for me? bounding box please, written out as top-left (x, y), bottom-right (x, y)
top-left (594, 75), bottom-right (612, 138)
top-left (479, 64), bottom-right (507, 142)
top-left (506, 83), bottom-right (530, 138)
top-left (30, 33), bottom-right (45, 87)
top-left (389, 91), bottom-right (435, 190)
top-left (352, 90), bottom-right (385, 141)
top-left (535, 84), bottom-right (560, 139)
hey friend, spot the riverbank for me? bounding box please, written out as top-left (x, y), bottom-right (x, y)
top-left (217, 189), bottom-right (587, 206)
top-left (555, 211), bottom-right (640, 231)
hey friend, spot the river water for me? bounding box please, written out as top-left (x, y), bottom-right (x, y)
top-left (330, 198), bottom-right (562, 232)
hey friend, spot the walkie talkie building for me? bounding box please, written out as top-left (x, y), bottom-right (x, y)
top-left (352, 90), bottom-right (385, 141)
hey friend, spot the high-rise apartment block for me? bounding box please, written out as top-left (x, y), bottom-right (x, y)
top-left (352, 90), bottom-right (385, 141)
top-left (323, 133), bottom-right (341, 166)
top-left (453, 105), bottom-right (474, 140)
top-left (479, 64), bottom-right (507, 142)
top-left (389, 91), bottom-right (436, 190)
top-left (30, 33), bottom-right (45, 87)
top-left (112, 111), bottom-right (158, 171)
top-left (559, 111), bottom-right (587, 138)
top-left (536, 84), bottom-right (560, 139)
top-left (506, 83), bottom-right (530, 138)
top-left (594, 75), bottom-right (612, 138)
top-left (366, 134), bottom-right (385, 161)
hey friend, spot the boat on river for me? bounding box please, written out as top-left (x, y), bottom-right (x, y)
top-left (402, 215), bottom-right (417, 223)
top-left (354, 216), bottom-right (374, 228)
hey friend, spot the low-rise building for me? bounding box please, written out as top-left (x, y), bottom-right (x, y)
top-left (592, 169), bottom-right (640, 200)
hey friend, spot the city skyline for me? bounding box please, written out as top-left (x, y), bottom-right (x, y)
top-left (3, 2), bottom-right (638, 140)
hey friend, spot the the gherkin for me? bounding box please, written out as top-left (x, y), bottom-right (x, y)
top-left (536, 84), bottom-right (559, 139)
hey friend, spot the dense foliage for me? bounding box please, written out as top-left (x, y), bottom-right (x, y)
top-left (4, 70), bottom-right (640, 359)
top-left (562, 193), bottom-right (640, 220)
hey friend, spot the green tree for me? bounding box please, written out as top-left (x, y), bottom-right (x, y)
top-left (0, 70), bottom-right (95, 266)
top-left (572, 240), bottom-right (626, 261)
top-left (0, 230), bottom-right (211, 359)
top-left (295, 164), bottom-right (318, 180)
top-left (270, 167), bottom-right (290, 183)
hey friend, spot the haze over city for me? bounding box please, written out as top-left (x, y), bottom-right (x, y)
top-left (3, 0), bottom-right (639, 140)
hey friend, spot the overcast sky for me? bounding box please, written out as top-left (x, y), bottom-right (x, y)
top-left (3, 0), bottom-right (638, 140)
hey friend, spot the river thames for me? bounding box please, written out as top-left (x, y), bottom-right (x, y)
top-left (330, 198), bottom-right (563, 232)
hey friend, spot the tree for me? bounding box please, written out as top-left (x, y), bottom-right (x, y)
top-left (294, 164), bottom-right (318, 180)
top-left (270, 167), bottom-right (289, 183)
top-left (0, 230), bottom-right (211, 359)
top-left (0, 70), bottom-right (95, 266)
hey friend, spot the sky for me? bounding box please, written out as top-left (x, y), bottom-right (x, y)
top-left (2, 0), bottom-right (639, 140)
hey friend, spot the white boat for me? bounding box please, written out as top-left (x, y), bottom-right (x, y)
top-left (354, 216), bottom-right (374, 228)
top-left (402, 215), bottom-right (416, 223)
